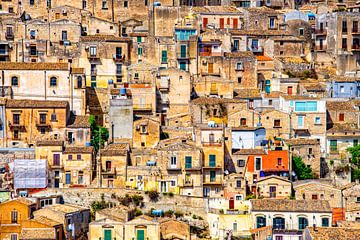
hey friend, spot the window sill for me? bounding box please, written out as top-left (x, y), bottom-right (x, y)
top-left (273, 126), bottom-right (282, 128)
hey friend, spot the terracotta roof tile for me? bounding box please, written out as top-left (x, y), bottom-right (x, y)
top-left (67, 115), bottom-right (91, 128)
top-left (234, 89), bottom-right (261, 99)
top-left (306, 227), bottom-right (360, 240)
top-left (326, 101), bottom-right (357, 111)
top-left (63, 146), bottom-right (94, 154)
top-left (36, 140), bottom-right (64, 146)
top-left (20, 228), bottom-right (56, 240)
top-left (81, 35), bottom-right (132, 42)
top-left (33, 216), bottom-right (62, 227)
top-left (233, 149), bottom-right (267, 155)
top-left (251, 199), bottom-right (332, 213)
top-left (101, 143), bottom-right (130, 156)
top-left (71, 68), bottom-right (84, 74)
top-left (6, 99), bottom-right (69, 108)
top-left (256, 55), bottom-right (273, 61)
top-left (191, 97), bottom-right (245, 105)
top-left (285, 138), bottom-right (319, 145)
top-left (0, 62), bottom-right (68, 70)
top-left (224, 52), bottom-right (255, 58)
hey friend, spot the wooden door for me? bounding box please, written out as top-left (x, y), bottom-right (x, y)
top-left (229, 197), bottom-right (235, 209)
top-left (233, 19), bottom-right (238, 29)
top-left (208, 62), bottom-right (214, 73)
top-left (219, 18), bottom-right (224, 29)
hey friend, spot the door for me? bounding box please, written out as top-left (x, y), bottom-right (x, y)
top-left (54, 179), bottom-right (60, 188)
top-left (180, 45), bottom-right (187, 58)
top-left (203, 17), bottom-right (208, 28)
top-left (136, 229), bottom-right (145, 240)
top-left (269, 186), bottom-right (276, 198)
top-left (160, 181), bottom-right (167, 192)
top-left (108, 180), bottom-right (113, 188)
top-left (203, 187), bottom-right (210, 197)
top-left (297, 116), bottom-right (304, 128)
top-left (208, 63), bottom-right (214, 73)
top-left (287, 86), bottom-right (293, 95)
top-left (219, 18), bottom-right (224, 29)
top-left (104, 230), bottom-right (112, 240)
top-left (233, 18), bottom-right (238, 29)
top-left (229, 197), bottom-right (235, 209)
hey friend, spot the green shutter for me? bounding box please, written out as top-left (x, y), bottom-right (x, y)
top-left (137, 36), bottom-right (142, 43)
top-left (161, 50), bottom-right (168, 63)
top-left (210, 171), bottom-right (216, 182)
top-left (104, 230), bottom-right (112, 240)
top-left (209, 155), bottom-right (216, 167)
top-left (330, 140), bottom-right (337, 152)
top-left (138, 48), bottom-right (143, 55)
top-left (185, 156), bottom-right (192, 168)
top-left (137, 229), bottom-right (145, 240)
top-left (180, 45), bottom-right (186, 58)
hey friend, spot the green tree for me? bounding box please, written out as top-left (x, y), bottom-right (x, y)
top-left (293, 156), bottom-right (315, 180)
top-left (89, 115), bottom-right (109, 152)
top-left (347, 144), bottom-right (360, 181)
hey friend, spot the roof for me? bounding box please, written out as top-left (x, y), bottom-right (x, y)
top-left (101, 143), bottom-right (129, 156)
top-left (71, 68), bottom-right (84, 74)
top-left (306, 227), bottom-right (360, 240)
top-left (0, 62), bottom-right (68, 70)
top-left (67, 115), bottom-right (91, 128)
top-left (160, 219), bottom-right (190, 240)
top-left (304, 84), bottom-right (325, 92)
top-left (251, 199), bottom-right (332, 213)
top-left (191, 97), bottom-right (245, 105)
top-left (33, 216), bottom-right (62, 227)
top-left (271, 36), bottom-right (304, 42)
top-left (36, 140), bottom-right (64, 146)
top-left (45, 203), bottom-right (88, 214)
top-left (224, 51), bottom-right (255, 58)
top-left (277, 57), bottom-right (308, 64)
top-left (281, 95), bottom-right (320, 100)
top-left (158, 141), bottom-right (200, 151)
top-left (326, 101), bottom-right (357, 112)
top-left (233, 149), bottom-right (267, 155)
top-left (0, 198), bottom-right (36, 206)
top-left (230, 29), bottom-right (289, 37)
top-left (63, 146), bottom-right (94, 154)
top-left (256, 55), bottom-right (273, 61)
top-left (192, 6), bottom-right (240, 14)
top-left (327, 123), bottom-right (360, 134)
top-left (234, 89), bottom-right (261, 99)
top-left (330, 75), bottom-right (359, 82)
top-left (96, 205), bottom-right (130, 222)
top-left (263, 91), bottom-right (283, 98)
top-left (81, 34), bottom-right (132, 42)
top-left (20, 228), bottom-right (56, 240)
top-left (6, 99), bottom-right (68, 108)
top-left (285, 138), bottom-right (319, 146)
top-left (256, 175), bottom-right (291, 183)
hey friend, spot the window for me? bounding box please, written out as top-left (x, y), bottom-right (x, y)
top-left (68, 155), bottom-right (73, 160)
top-left (309, 148), bottom-right (313, 154)
top-left (134, 73), bottom-right (139, 79)
top-left (137, 36), bottom-right (142, 43)
top-left (82, 0), bottom-right (87, 9)
top-left (299, 28), bottom-right (304, 36)
top-left (321, 218), bottom-right (329, 227)
top-left (13, 114), bottom-right (20, 125)
top-left (78, 171), bottom-right (84, 184)
top-left (137, 47), bottom-right (143, 56)
top-left (209, 155), bottom-right (216, 167)
top-left (210, 171), bottom-right (216, 182)
top-left (102, 0), bottom-right (108, 9)
top-left (77, 154), bottom-right (81, 160)
top-left (170, 180), bottom-right (176, 187)
top-left (234, 40), bottom-right (239, 50)
top-left (256, 216), bottom-right (266, 228)
top-left (115, 47), bottom-right (122, 58)
top-left (53, 154), bottom-right (60, 166)
top-left (237, 159), bottom-right (245, 167)
top-left (255, 157), bottom-right (261, 171)
top-left (30, 0), bottom-right (35, 5)
top-left (39, 113), bottom-right (47, 124)
top-left (275, 237), bottom-right (283, 240)
top-left (10, 234), bottom-right (17, 240)
top-left (30, 30), bottom-right (36, 39)
top-left (277, 158), bottom-right (282, 166)
top-left (342, 38), bottom-right (347, 49)
top-left (273, 217), bottom-right (285, 230)
top-left (179, 62), bottom-right (186, 71)
top-left (236, 62), bottom-right (243, 70)
top-left (240, 118), bottom-right (247, 126)
top-left (8, 7), bottom-right (14, 13)
top-left (170, 156), bottom-right (177, 167)
top-left (269, 99), bottom-right (273, 105)
top-left (30, 45), bottom-right (37, 56)
top-left (342, 20), bottom-right (348, 33)
top-left (298, 217), bottom-right (308, 230)
top-left (312, 194), bottom-right (318, 200)
top-left (236, 180), bottom-right (241, 188)
top-left (124, 0), bottom-right (128, 8)
top-left (274, 119), bottom-right (281, 128)
top-left (61, 31), bottom-right (67, 41)
top-left (235, 195), bottom-right (242, 200)
top-left (294, 101), bottom-right (317, 112)
top-left (11, 210), bottom-right (18, 223)
top-left (315, 117), bottom-right (321, 124)
top-left (237, 77), bottom-right (242, 83)
top-left (330, 140), bottom-right (337, 152)
top-left (269, 17), bottom-right (275, 29)
top-left (161, 50), bottom-right (168, 63)
top-left (185, 156), bottom-right (192, 168)
top-left (356, 197), bottom-right (360, 202)
top-left (354, 139), bottom-right (358, 146)
top-left (297, 116), bottom-right (304, 128)
top-left (11, 76), bottom-right (19, 86)
top-left (233, 222), bottom-right (237, 231)
top-left (77, 76), bottom-right (82, 88)
top-left (65, 172), bottom-right (71, 184)
top-left (104, 229), bottom-right (112, 240)
top-left (340, 86), bottom-right (345, 93)
top-left (90, 46), bottom-right (97, 56)
top-left (13, 130), bottom-right (19, 139)
top-left (339, 113), bottom-right (345, 121)
top-left (50, 77), bottom-right (57, 86)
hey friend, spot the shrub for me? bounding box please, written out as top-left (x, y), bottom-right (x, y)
top-left (168, 192), bottom-right (174, 197)
top-left (174, 210), bottom-right (184, 218)
top-left (147, 190), bottom-right (159, 202)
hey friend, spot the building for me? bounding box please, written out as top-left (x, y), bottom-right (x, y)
top-left (255, 175), bottom-right (292, 199)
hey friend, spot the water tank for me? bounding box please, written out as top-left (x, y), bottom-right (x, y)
top-left (85, 142), bottom-right (91, 147)
top-left (265, 79), bottom-right (271, 94)
top-left (108, 79), bottom-right (114, 84)
top-left (120, 88), bottom-right (127, 95)
top-left (151, 209), bottom-right (163, 216)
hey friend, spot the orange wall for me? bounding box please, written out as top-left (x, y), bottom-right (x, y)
top-left (247, 150), bottom-right (289, 173)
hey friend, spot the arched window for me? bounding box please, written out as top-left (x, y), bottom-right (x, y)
top-left (11, 76), bottom-right (18, 86)
top-left (273, 217), bottom-right (285, 230)
top-left (256, 216), bottom-right (266, 228)
top-left (50, 77), bottom-right (57, 86)
top-left (77, 76), bottom-right (82, 88)
top-left (298, 217), bottom-right (308, 230)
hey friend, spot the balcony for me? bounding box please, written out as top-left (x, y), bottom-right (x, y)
top-left (90, 69), bottom-right (97, 75)
top-left (314, 45), bottom-right (327, 51)
top-left (201, 69), bottom-right (221, 77)
top-left (167, 165), bottom-right (181, 171)
top-left (51, 164), bottom-right (64, 169)
top-left (133, 104), bottom-right (152, 111)
top-left (315, 29), bottom-right (327, 35)
top-left (353, 29), bottom-right (360, 34)
top-left (36, 122), bottom-right (51, 128)
top-left (87, 52), bottom-right (99, 60)
top-left (203, 165), bottom-right (223, 169)
top-left (203, 178), bottom-right (223, 185)
top-left (352, 45), bottom-right (360, 51)
top-left (5, 32), bottom-right (14, 40)
top-left (202, 141), bottom-right (222, 147)
top-left (102, 167), bottom-right (116, 175)
top-left (113, 54), bottom-right (125, 63)
top-left (176, 49), bottom-right (190, 59)
top-left (183, 179), bottom-right (193, 187)
top-left (248, 46), bottom-right (263, 53)
top-left (9, 121), bottom-right (25, 130)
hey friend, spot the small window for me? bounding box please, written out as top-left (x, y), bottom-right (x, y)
top-left (102, 0), bottom-right (108, 9)
top-left (312, 194), bottom-right (318, 200)
top-left (237, 77), bottom-right (242, 83)
top-left (339, 113), bottom-right (345, 121)
top-left (82, 0), bottom-right (87, 9)
top-left (134, 73), bottom-right (139, 79)
top-left (299, 28), bottom-right (304, 36)
top-left (340, 86), bottom-right (345, 93)
top-left (268, 99), bottom-right (272, 105)
top-left (138, 47), bottom-right (143, 55)
top-left (237, 159), bottom-right (245, 167)
top-left (11, 76), bottom-right (19, 86)
top-left (236, 180), bottom-right (241, 188)
top-left (68, 155), bottom-right (73, 160)
top-left (170, 180), bottom-right (176, 187)
top-left (236, 62), bottom-right (243, 70)
top-left (240, 118), bottom-right (247, 126)
top-left (124, 0), bottom-right (128, 7)
top-left (277, 158), bottom-right (282, 165)
top-left (77, 154), bottom-right (81, 160)
top-left (50, 77), bottom-right (57, 86)
top-left (137, 36), bottom-right (142, 43)
top-left (309, 148), bottom-right (313, 154)
top-left (321, 218), bottom-right (329, 227)
top-left (40, 128), bottom-right (46, 134)
top-left (274, 119), bottom-right (281, 128)
top-left (30, 0), bottom-right (34, 5)
top-left (30, 30), bottom-right (36, 39)
top-left (315, 117), bottom-right (321, 124)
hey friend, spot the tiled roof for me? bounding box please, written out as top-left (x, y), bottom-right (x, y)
top-left (67, 115), bottom-right (91, 128)
top-left (271, 36), bottom-right (304, 41)
top-left (327, 123), bottom-right (360, 134)
top-left (281, 95), bottom-right (320, 100)
top-left (15, 198), bottom-right (36, 206)
top-left (191, 97), bottom-right (245, 105)
top-left (71, 68), bottom-right (84, 74)
top-left (285, 138), bottom-right (319, 145)
top-left (20, 228), bottom-right (56, 240)
top-left (33, 216), bottom-right (62, 227)
top-left (330, 76), bottom-right (359, 82)
top-left (256, 175), bottom-right (291, 183)
top-left (233, 149), bottom-right (267, 155)
top-left (101, 143), bottom-right (129, 156)
top-left (96, 205), bottom-right (130, 222)
top-left (36, 140), bottom-right (64, 146)
top-left (234, 89), bottom-right (261, 99)
top-left (6, 99), bottom-right (68, 108)
top-left (192, 6), bottom-right (240, 13)
top-left (81, 35), bottom-right (132, 42)
top-left (63, 146), bottom-right (94, 154)
top-left (256, 55), bottom-right (273, 61)
top-left (224, 51), bottom-right (255, 58)
top-left (277, 57), bottom-right (308, 64)
top-left (0, 62), bottom-right (68, 70)
top-left (306, 227), bottom-right (360, 240)
top-left (244, 6), bottom-right (279, 14)
top-left (304, 84), bottom-right (325, 92)
top-left (251, 199), bottom-right (332, 213)
top-left (263, 91), bottom-right (283, 98)
top-left (230, 29), bottom-right (289, 36)
top-left (326, 101), bottom-right (356, 111)
top-left (45, 203), bottom-right (88, 214)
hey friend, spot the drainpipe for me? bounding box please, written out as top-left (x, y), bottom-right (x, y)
top-left (44, 71), bottom-right (47, 100)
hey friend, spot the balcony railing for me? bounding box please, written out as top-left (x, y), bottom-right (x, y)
top-left (167, 165), bottom-right (181, 171)
top-left (36, 122), bottom-right (51, 128)
top-left (113, 54), bottom-right (125, 62)
top-left (352, 45), bottom-right (360, 50)
top-left (183, 179), bottom-right (193, 187)
top-left (315, 29), bottom-right (327, 35)
top-left (247, 46), bottom-right (263, 53)
top-left (90, 69), bottom-right (97, 75)
top-left (5, 32), bottom-right (14, 40)
top-left (102, 167), bottom-right (116, 175)
top-left (202, 141), bottom-right (222, 147)
top-left (203, 178), bottom-right (223, 185)
top-left (314, 45), bottom-right (327, 51)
